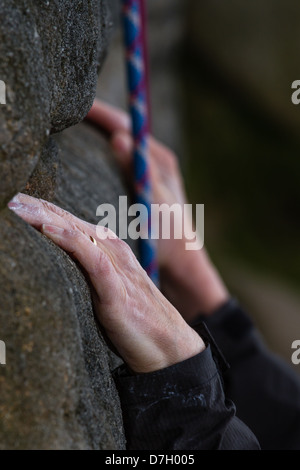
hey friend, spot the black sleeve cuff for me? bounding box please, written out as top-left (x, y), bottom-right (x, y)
top-left (112, 315), bottom-right (260, 450)
top-left (113, 344), bottom-right (218, 406)
top-left (113, 319), bottom-right (230, 402)
top-left (192, 298), bottom-right (260, 364)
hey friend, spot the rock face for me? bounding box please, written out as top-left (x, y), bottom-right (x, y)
top-left (0, 0), bottom-right (186, 449)
top-left (0, 0), bottom-right (127, 450)
top-left (0, 0), bottom-right (109, 209)
top-left (0, 124), bottom-right (131, 449)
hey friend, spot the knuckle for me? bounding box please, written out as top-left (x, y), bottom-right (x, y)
top-left (91, 250), bottom-right (112, 277)
top-left (96, 225), bottom-right (117, 240)
top-left (117, 238), bottom-right (135, 258)
top-left (106, 227), bottom-right (118, 239)
top-left (41, 199), bottom-right (57, 213)
top-left (41, 199), bottom-right (73, 221)
top-left (70, 221), bottom-right (81, 232)
top-left (64, 228), bottom-right (82, 242)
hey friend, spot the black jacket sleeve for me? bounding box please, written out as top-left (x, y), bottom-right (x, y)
top-left (201, 299), bottom-right (300, 450)
top-left (113, 323), bottom-right (260, 450)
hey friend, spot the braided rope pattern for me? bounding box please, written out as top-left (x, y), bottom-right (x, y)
top-left (122, 0), bottom-right (159, 285)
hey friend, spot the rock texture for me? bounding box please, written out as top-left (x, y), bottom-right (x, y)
top-left (0, 0), bottom-right (128, 450)
top-left (0, 0), bottom-right (186, 449)
top-left (0, 125), bottom-right (130, 449)
top-left (0, 0), bottom-right (109, 209)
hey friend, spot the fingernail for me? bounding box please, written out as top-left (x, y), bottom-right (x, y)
top-left (11, 193), bottom-right (22, 203)
top-left (8, 202), bottom-right (25, 211)
top-left (42, 224), bottom-right (64, 236)
top-left (8, 202), bottom-right (38, 215)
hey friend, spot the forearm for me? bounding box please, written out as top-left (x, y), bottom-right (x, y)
top-left (161, 248), bottom-right (230, 323)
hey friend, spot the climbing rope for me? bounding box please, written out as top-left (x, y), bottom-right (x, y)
top-left (121, 0), bottom-right (159, 286)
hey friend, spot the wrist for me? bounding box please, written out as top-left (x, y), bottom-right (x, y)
top-left (166, 322), bottom-right (206, 367)
top-left (128, 317), bottom-right (205, 374)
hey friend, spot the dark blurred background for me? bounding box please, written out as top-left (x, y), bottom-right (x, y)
top-left (99, 0), bottom-right (300, 371)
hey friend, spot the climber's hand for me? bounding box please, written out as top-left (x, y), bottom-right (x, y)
top-left (86, 99), bottom-right (229, 321)
top-left (8, 193), bottom-right (205, 373)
